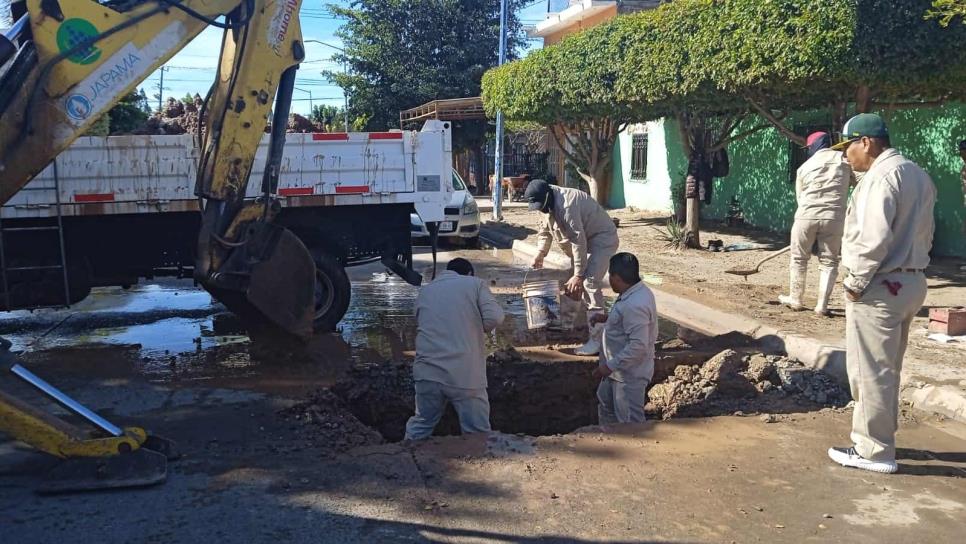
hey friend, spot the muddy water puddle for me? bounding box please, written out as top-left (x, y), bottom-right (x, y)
top-left (7, 254), bottom-right (613, 392)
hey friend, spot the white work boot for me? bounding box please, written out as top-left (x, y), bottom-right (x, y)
top-left (574, 318), bottom-right (603, 356)
top-left (778, 266), bottom-right (806, 311)
top-left (814, 268), bottom-right (836, 316)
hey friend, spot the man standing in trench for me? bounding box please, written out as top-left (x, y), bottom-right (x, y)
top-left (779, 131), bottom-right (853, 315)
top-left (593, 253), bottom-right (657, 424)
top-left (525, 179), bottom-right (620, 356)
top-left (827, 114), bottom-right (935, 474)
top-left (405, 258), bottom-right (505, 440)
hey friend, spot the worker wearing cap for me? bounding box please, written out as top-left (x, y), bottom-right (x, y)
top-left (405, 258), bottom-right (505, 440)
top-left (524, 180), bottom-right (619, 356)
top-left (778, 132), bottom-right (853, 315)
top-left (826, 114), bottom-right (935, 474)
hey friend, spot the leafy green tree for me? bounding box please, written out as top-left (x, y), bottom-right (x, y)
top-left (484, 0), bottom-right (966, 240)
top-left (929, 0), bottom-right (966, 25)
top-left (107, 90), bottom-right (150, 134)
top-left (84, 114), bottom-right (110, 137)
top-left (329, 0), bottom-right (525, 152)
top-left (137, 88), bottom-right (152, 114)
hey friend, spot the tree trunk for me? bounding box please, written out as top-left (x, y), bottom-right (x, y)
top-left (856, 86), bottom-right (873, 113)
top-left (685, 197), bottom-right (700, 249)
top-left (577, 160), bottom-right (611, 206)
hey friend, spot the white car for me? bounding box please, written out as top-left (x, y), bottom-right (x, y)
top-left (411, 170), bottom-right (481, 247)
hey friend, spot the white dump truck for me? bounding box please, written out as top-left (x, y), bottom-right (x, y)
top-left (0, 120), bottom-right (453, 330)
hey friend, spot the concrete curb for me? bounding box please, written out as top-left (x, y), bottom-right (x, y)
top-left (507, 237), bottom-right (966, 424)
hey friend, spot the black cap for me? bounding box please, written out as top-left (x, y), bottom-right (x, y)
top-left (958, 139), bottom-right (966, 151)
top-left (524, 179), bottom-right (551, 211)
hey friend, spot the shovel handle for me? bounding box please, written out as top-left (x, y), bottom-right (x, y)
top-left (754, 245), bottom-right (791, 269)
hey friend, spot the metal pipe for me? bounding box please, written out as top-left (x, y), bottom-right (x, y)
top-left (2, 14), bottom-right (29, 41)
top-left (10, 364), bottom-right (124, 437)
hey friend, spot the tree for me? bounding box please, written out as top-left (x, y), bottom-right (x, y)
top-left (309, 104), bottom-right (354, 132)
top-left (329, 0), bottom-right (525, 151)
top-left (484, 0), bottom-right (966, 242)
top-left (107, 90), bottom-right (150, 134)
top-left (929, 0), bottom-right (966, 25)
top-left (483, 20), bottom-right (643, 203)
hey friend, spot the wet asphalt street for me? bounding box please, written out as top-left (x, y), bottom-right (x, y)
top-left (2, 247), bottom-right (965, 543)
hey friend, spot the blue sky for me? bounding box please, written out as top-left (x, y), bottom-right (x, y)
top-left (141, 1), bottom-right (548, 115)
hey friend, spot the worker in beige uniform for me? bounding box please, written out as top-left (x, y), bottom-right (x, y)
top-left (525, 180), bottom-right (620, 356)
top-left (405, 258), bottom-right (505, 440)
top-left (826, 114), bottom-right (936, 474)
top-left (592, 253), bottom-right (657, 424)
top-left (778, 131), bottom-right (852, 315)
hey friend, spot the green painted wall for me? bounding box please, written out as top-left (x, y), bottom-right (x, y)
top-left (886, 105), bottom-right (966, 257)
top-left (609, 137), bottom-right (626, 209)
top-left (630, 107), bottom-right (966, 257)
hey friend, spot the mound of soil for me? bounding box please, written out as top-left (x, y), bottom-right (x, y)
top-left (647, 350), bottom-right (850, 419)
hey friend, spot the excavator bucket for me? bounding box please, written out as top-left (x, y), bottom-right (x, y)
top-left (210, 222), bottom-right (317, 338)
top-left (0, 355), bottom-right (179, 494)
top-left (37, 447), bottom-right (168, 495)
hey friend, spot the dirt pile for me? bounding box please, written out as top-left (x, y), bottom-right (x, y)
top-left (126, 97), bottom-right (324, 136)
top-left (278, 390), bottom-right (385, 455)
top-left (130, 96), bottom-right (203, 136)
top-left (647, 350), bottom-right (850, 418)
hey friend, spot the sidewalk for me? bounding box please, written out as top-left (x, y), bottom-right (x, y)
top-left (474, 197), bottom-right (529, 213)
top-left (481, 209), bottom-right (966, 424)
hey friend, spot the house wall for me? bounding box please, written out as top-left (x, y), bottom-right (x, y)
top-left (610, 120), bottom-right (677, 212)
top-left (543, 4), bottom-right (618, 45)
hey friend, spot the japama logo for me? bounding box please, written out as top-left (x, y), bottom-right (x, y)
top-left (64, 94), bottom-right (93, 121)
top-left (56, 18), bottom-right (102, 65)
top-left (269, 0), bottom-right (299, 54)
top-left (63, 52), bottom-right (142, 121)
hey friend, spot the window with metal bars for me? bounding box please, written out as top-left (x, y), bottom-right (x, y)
top-left (630, 133), bottom-right (648, 182)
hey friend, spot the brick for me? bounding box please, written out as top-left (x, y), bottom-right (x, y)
top-left (928, 308), bottom-right (966, 336)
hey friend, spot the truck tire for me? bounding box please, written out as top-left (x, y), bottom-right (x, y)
top-left (312, 253), bottom-right (351, 332)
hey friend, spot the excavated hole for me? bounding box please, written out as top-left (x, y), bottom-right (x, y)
top-left (330, 356), bottom-right (600, 442)
top-left (280, 332), bottom-right (851, 451)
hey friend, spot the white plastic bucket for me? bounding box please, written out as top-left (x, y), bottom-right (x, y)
top-left (522, 280), bottom-right (561, 330)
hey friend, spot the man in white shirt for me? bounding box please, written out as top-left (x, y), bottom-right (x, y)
top-left (593, 252), bottom-right (657, 424)
top-left (826, 114), bottom-right (935, 474)
top-left (404, 258), bottom-right (505, 440)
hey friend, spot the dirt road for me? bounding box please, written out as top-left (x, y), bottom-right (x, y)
top-left (1, 247), bottom-right (964, 543)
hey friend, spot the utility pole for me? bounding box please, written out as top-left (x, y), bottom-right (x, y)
top-left (294, 86), bottom-right (314, 110)
top-left (342, 59), bottom-right (349, 132)
top-left (491, 0), bottom-right (508, 221)
top-left (303, 40), bottom-right (351, 132)
top-left (156, 66), bottom-right (167, 112)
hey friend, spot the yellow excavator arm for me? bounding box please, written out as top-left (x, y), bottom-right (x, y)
top-left (0, 0), bottom-right (319, 492)
top-left (0, 0), bottom-right (316, 336)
